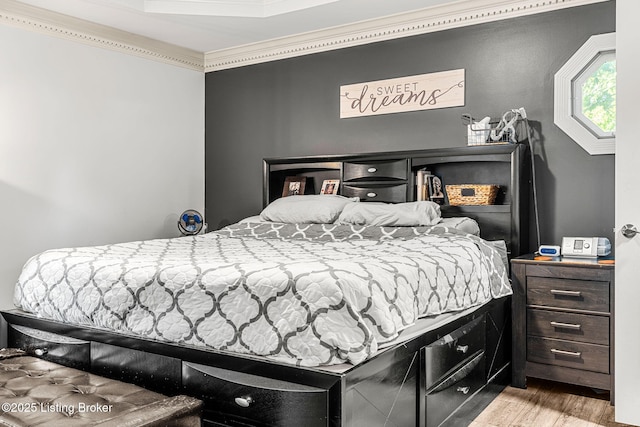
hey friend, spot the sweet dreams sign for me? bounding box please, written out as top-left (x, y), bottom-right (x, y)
top-left (340, 69), bottom-right (465, 118)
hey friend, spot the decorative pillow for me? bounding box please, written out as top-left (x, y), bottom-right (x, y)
top-left (336, 201), bottom-right (441, 227)
top-left (260, 195), bottom-right (359, 224)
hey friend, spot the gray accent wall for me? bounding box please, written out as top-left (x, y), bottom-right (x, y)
top-left (205, 2), bottom-right (615, 250)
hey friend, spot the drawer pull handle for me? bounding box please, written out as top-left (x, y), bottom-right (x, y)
top-left (366, 192), bottom-right (377, 198)
top-left (234, 396), bottom-right (254, 408)
top-left (550, 321), bottom-right (582, 330)
top-left (456, 345), bottom-right (469, 354)
top-left (550, 348), bottom-right (582, 358)
top-left (550, 289), bottom-right (582, 297)
top-left (456, 386), bottom-right (470, 395)
top-left (367, 167), bottom-right (378, 173)
top-left (34, 348), bottom-right (48, 356)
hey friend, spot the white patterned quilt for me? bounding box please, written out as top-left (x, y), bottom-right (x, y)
top-left (14, 222), bottom-right (511, 367)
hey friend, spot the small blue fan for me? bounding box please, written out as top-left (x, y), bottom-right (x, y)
top-left (178, 209), bottom-right (204, 235)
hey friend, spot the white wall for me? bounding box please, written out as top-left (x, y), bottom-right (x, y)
top-left (0, 24), bottom-right (204, 310)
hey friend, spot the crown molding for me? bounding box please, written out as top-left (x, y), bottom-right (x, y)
top-left (204, 0), bottom-right (610, 72)
top-left (0, 0), bottom-right (204, 72)
top-left (0, 0), bottom-right (609, 73)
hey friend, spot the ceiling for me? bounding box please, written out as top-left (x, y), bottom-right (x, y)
top-left (13, 0), bottom-right (461, 53)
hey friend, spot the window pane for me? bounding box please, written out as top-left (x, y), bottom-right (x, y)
top-left (581, 59), bottom-right (616, 133)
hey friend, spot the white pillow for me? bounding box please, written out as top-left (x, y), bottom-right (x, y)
top-left (337, 201), bottom-right (441, 227)
top-left (260, 195), bottom-right (359, 224)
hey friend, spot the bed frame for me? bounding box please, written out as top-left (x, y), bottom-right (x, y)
top-left (1, 144), bottom-right (529, 427)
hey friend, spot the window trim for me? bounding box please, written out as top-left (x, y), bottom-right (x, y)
top-left (554, 32), bottom-right (616, 155)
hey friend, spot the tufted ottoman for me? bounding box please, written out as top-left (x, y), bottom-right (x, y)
top-left (0, 348), bottom-right (202, 426)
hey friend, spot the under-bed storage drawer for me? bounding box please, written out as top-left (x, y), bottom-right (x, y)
top-left (7, 324), bottom-right (91, 370)
top-left (183, 361), bottom-right (328, 427)
top-left (423, 315), bottom-right (485, 390)
top-left (91, 342), bottom-right (182, 395)
top-left (422, 315), bottom-right (487, 427)
top-left (426, 351), bottom-right (485, 427)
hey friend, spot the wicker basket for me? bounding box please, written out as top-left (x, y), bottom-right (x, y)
top-left (446, 184), bottom-right (499, 206)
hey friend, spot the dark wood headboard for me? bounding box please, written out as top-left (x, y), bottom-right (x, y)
top-left (264, 144), bottom-right (530, 257)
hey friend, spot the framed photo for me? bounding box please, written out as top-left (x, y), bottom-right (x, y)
top-left (320, 179), bottom-right (340, 195)
top-left (427, 175), bottom-right (445, 205)
top-left (282, 176), bottom-right (306, 197)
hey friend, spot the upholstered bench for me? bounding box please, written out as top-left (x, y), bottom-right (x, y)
top-left (0, 348), bottom-right (202, 426)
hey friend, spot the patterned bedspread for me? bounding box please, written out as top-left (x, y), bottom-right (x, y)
top-left (14, 222), bottom-right (511, 367)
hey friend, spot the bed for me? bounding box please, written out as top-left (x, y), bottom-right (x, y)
top-left (1, 144), bottom-right (530, 426)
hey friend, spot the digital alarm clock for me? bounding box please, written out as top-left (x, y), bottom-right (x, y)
top-left (538, 245), bottom-right (561, 256)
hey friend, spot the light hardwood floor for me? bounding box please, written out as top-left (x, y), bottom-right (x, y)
top-left (470, 378), bottom-right (634, 427)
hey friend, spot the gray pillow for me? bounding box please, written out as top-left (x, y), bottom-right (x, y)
top-left (437, 217), bottom-right (481, 236)
top-left (337, 201), bottom-right (441, 227)
top-left (260, 195), bottom-right (359, 224)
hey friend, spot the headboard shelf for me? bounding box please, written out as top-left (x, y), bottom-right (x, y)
top-left (441, 205), bottom-right (511, 214)
top-left (412, 153), bottom-right (512, 165)
top-left (264, 144), bottom-right (530, 257)
top-left (268, 161), bottom-right (342, 172)
top-left (410, 144), bottom-right (517, 165)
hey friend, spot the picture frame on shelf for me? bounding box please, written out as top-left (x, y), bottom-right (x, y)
top-left (282, 176), bottom-right (306, 197)
top-left (427, 175), bottom-right (445, 205)
top-left (320, 179), bottom-right (340, 195)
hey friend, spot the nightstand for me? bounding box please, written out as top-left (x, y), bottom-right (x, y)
top-left (511, 254), bottom-right (614, 403)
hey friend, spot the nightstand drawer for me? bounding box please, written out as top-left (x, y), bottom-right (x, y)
top-left (527, 336), bottom-right (609, 374)
top-left (343, 159), bottom-right (407, 182)
top-left (527, 277), bottom-right (609, 312)
top-left (527, 309), bottom-right (609, 345)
